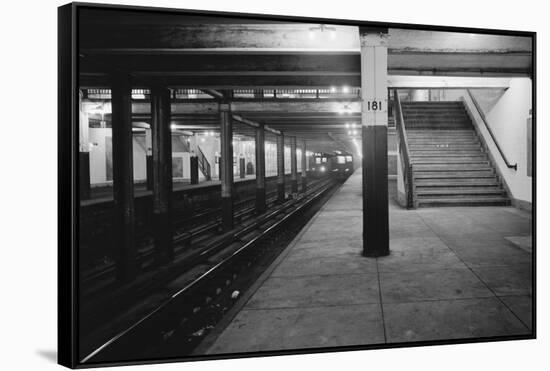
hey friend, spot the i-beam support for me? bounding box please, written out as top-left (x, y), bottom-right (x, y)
top-left (301, 140), bottom-right (307, 193)
top-left (277, 133), bottom-right (286, 203)
top-left (151, 85), bottom-right (174, 265)
top-left (255, 124), bottom-right (266, 213)
top-left (220, 99), bottom-right (234, 230)
top-left (290, 136), bottom-right (298, 195)
top-left (111, 74), bottom-right (137, 281)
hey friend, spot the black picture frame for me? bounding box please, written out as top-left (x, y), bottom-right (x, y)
top-left (58, 2), bottom-right (536, 368)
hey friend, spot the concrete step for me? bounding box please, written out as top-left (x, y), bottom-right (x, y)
top-left (409, 139), bottom-right (480, 144)
top-left (403, 110), bottom-right (466, 116)
top-left (410, 150), bottom-right (484, 156)
top-left (416, 187), bottom-right (506, 197)
top-left (411, 153), bottom-right (486, 158)
top-left (404, 109), bottom-right (468, 114)
top-left (409, 143), bottom-right (484, 153)
top-left (407, 132), bottom-right (477, 137)
top-left (414, 164), bottom-right (493, 171)
top-left (407, 131), bottom-right (477, 136)
top-left (403, 114), bottom-right (469, 120)
top-left (408, 138), bottom-right (480, 144)
top-left (411, 154), bottom-right (487, 159)
top-left (406, 134), bottom-right (477, 139)
top-left (412, 158), bottom-right (490, 164)
top-left (401, 102), bottom-right (464, 109)
top-left (406, 125), bottom-right (473, 130)
top-left (417, 196), bottom-right (511, 207)
top-left (414, 170), bottom-right (495, 179)
top-left (403, 104), bottom-right (465, 108)
top-left (409, 145), bottom-right (481, 151)
top-left (405, 120), bottom-right (471, 125)
top-left (415, 178), bottom-right (499, 187)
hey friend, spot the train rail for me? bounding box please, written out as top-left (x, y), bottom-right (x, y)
top-left (81, 179), bottom-right (324, 289)
top-left (81, 177), bottom-right (341, 364)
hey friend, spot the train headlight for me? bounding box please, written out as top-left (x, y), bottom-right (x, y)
top-left (320, 166), bottom-right (326, 172)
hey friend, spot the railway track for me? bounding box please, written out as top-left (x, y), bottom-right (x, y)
top-left (81, 177), bottom-right (341, 364)
top-left (81, 179), bottom-right (324, 289)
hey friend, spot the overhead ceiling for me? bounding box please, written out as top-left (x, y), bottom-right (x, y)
top-left (78, 7), bottom-right (533, 154)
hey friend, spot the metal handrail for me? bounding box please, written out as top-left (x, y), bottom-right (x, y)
top-left (466, 89), bottom-right (517, 171)
top-left (393, 89), bottom-right (415, 209)
top-left (196, 146), bottom-right (212, 180)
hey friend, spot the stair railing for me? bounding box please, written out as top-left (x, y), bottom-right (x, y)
top-left (393, 89), bottom-right (415, 209)
top-left (466, 89), bottom-right (517, 171)
top-left (196, 145), bottom-right (212, 181)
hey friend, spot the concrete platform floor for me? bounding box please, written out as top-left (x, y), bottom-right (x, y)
top-left (202, 169), bottom-right (533, 354)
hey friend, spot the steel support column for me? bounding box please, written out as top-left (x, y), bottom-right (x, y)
top-left (111, 74), bottom-right (137, 281)
top-left (78, 89), bottom-right (91, 200)
top-left (301, 140), bottom-right (307, 193)
top-left (151, 85), bottom-right (174, 264)
top-left (255, 124), bottom-right (266, 213)
top-left (276, 133), bottom-right (285, 202)
top-left (239, 156), bottom-right (246, 178)
top-left (190, 155), bottom-right (199, 184)
top-left (360, 27), bottom-right (390, 257)
top-left (290, 136), bottom-right (298, 195)
top-left (220, 101), bottom-right (234, 230)
top-left (145, 128), bottom-right (153, 190)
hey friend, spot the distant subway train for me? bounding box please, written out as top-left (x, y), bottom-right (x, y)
top-left (310, 152), bottom-right (354, 180)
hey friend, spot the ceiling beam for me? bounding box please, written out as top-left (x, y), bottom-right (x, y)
top-left (201, 89), bottom-right (224, 99)
top-left (231, 114), bottom-right (281, 135)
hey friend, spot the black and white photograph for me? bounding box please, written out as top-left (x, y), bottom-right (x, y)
top-left (3, 0), bottom-right (548, 370)
top-left (56, 2), bottom-right (539, 367)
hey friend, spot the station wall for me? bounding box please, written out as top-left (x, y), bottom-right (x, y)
top-left (438, 79), bottom-right (532, 208)
top-left (86, 130), bottom-right (309, 186)
top-left (459, 78), bottom-right (532, 208)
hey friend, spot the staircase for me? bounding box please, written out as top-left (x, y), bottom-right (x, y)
top-left (402, 101), bottom-right (510, 207)
top-left (196, 146), bottom-right (212, 181)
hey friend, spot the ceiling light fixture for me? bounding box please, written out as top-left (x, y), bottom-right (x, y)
top-left (309, 24), bottom-right (337, 34)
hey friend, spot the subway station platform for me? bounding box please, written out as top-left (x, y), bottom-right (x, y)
top-left (200, 169), bottom-right (532, 354)
top-left (81, 174), bottom-right (263, 206)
